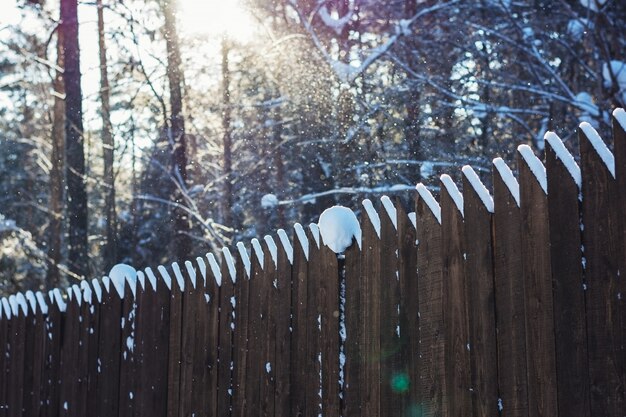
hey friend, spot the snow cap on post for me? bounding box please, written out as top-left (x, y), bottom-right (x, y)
top-left (222, 247), bottom-right (237, 283)
top-left (15, 292), bottom-right (28, 316)
top-left (544, 131), bottom-right (581, 188)
top-left (206, 253), bottom-right (222, 286)
top-left (493, 158), bottom-right (520, 206)
top-left (171, 262), bottom-right (186, 291)
top-left (361, 199), bottom-right (381, 238)
top-left (195, 257), bottom-right (207, 284)
top-left (408, 212), bottom-right (417, 229)
top-left (264, 235), bottom-right (279, 267)
top-left (276, 229), bottom-right (294, 264)
top-left (51, 288), bottom-right (66, 312)
top-left (318, 205), bottom-right (362, 253)
top-left (109, 263), bottom-right (137, 299)
top-left (80, 280), bottom-right (93, 305)
top-left (309, 223), bottom-right (321, 248)
top-left (91, 279), bottom-right (103, 302)
top-left (25, 291), bottom-right (37, 314)
top-left (136, 270), bottom-right (146, 291)
top-left (184, 261), bottom-right (197, 289)
top-left (237, 242), bottom-right (252, 277)
top-left (35, 291), bottom-right (48, 315)
top-left (71, 285), bottom-right (82, 306)
top-left (579, 122), bottom-right (615, 178)
top-left (613, 108), bottom-right (626, 131)
top-left (1, 297), bottom-right (11, 319)
top-left (462, 166), bottom-right (494, 213)
top-left (517, 145), bottom-right (547, 194)
top-left (416, 183), bottom-right (441, 224)
top-left (157, 265), bottom-right (173, 290)
top-left (380, 196), bottom-right (398, 229)
top-left (101, 276), bottom-right (111, 293)
top-left (251, 238), bottom-right (265, 267)
top-left (440, 175), bottom-right (464, 216)
top-left (144, 268), bottom-right (158, 291)
top-left (293, 223), bottom-right (309, 260)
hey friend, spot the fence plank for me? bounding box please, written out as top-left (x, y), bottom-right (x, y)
top-left (118, 283), bottom-right (136, 417)
top-left (415, 189), bottom-right (444, 417)
top-left (217, 256), bottom-right (234, 417)
top-left (0, 304), bottom-right (8, 417)
top-left (612, 113), bottom-right (626, 413)
top-left (274, 235), bottom-right (293, 417)
top-left (343, 230), bottom-right (362, 417)
top-left (579, 126), bottom-right (623, 417)
top-left (133, 276), bottom-right (151, 417)
top-left (440, 178), bottom-right (470, 417)
top-left (245, 248), bottom-right (264, 417)
top-left (361, 203), bottom-right (381, 417)
top-left (290, 228), bottom-right (310, 417)
top-left (96, 280), bottom-right (123, 417)
top-left (178, 264), bottom-right (200, 417)
top-left (544, 137), bottom-right (590, 417)
top-left (41, 293), bottom-right (63, 417)
top-left (462, 173), bottom-right (498, 417)
top-left (396, 201), bottom-right (418, 415)
top-left (59, 294), bottom-right (79, 417)
top-left (7, 301), bottom-right (25, 417)
top-left (305, 227), bottom-right (323, 417)
top-left (259, 242), bottom-right (277, 417)
top-left (379, 201), bottom-right (403, 417)
top-left (232, 252), bottom-right (250, 417)
top-left (21, 301), bottom-right (36, 416)
top-left (492, 160), bottom-right (527, 417)
top-left (518, 148), bottom-right (558, 417)
top-left (319, 237), bottom-right (340, 417)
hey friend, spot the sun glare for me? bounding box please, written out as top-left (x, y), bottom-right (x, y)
top-left (177, 0), bottom-right (258, 42)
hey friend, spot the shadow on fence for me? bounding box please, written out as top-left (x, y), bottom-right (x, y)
top-left (1, 110), bottom-right (625, 417)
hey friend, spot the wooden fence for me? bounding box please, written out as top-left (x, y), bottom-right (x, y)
top-left (1, 111), bottom-right (625, 417)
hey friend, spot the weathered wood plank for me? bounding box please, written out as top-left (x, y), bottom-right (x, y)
top-left (579, 126), bottom-right (623, 417)
top-left (544, 137), bottom-right (590, 417)
top-left (440, 178), bottom-right (470, 417)
top-left (518, 148), bottom-right (558, 417)
top-left (290, 227), bottom-right (309, 417)
top-left (305, 227), bottom-right (322, 417)
top-left (379, 201), bottom-right (402, 417)
top-left (217, 254), bottom-right (234, 417)
top-left (166, 266), bottom-right (184, 417)
top-left (360, 202), bottom-right (381, 417)
top-left (232, 251), bottom-right (250, 417)
top-left (41, 293), bottom-right (63, 417)
top-left (245, 248), bottom-right (263, 417)
top-left (492, 160), bottom-right (528, 417)
top-left (59, 293), bottom-right (78, 417)
top-left (0, 304), bottom-right (8, 417)
top-left (462, 172), bottom-right (498, 417)
top-left (259, 242), bottom-right (276, 417)
top-left (118, 283), bottom-right (136, 417)
top-left (415, 187), bottom-right (444, 417)
top-left (178, 263), bottom-right (199, 417)
top-left (319, 237), bottom-right (340, 417)
top-left (7, 300), bottom-right (25, 417)
top-left (396, 201), bottom-right (418, 416)
top-left (274, 235), bottom-right (293, 417)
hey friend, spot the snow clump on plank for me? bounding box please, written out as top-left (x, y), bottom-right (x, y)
top-left (261, 193), bottom-right (279, 209)
top-left (318, 205), bottom-right (361, 254)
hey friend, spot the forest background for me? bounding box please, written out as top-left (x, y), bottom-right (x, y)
top-left (0, 0), bottom-right (624, 294)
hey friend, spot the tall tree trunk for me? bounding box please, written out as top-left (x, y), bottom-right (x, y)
top-left (220, 38), bottom-right (234, 229)
top-left (97, 0), bottom-right (117, 269)
top-left (61, 0), bottom-right (88, 279)
top-left (162, 0), bottom-right (192, 261)
top-left (47, 25), bottom-right (65, 289)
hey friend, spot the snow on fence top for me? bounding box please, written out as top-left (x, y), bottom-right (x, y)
top-left (518, 144), bottom-right (548, 194)
top-left (462, 166), bottom-right (494, 213)
top-left (580, 122), bottom-right (615, 178)
top-left (318, 205), bottom-right (361, 253)
top-left (544, 132), bottom-right (581, 188)
top-left (614, 108), bottom-right (626, 131)
top-left (440, 174), bottom-right (464, 216)
top-left (416, 183), bottom-right (442, 224)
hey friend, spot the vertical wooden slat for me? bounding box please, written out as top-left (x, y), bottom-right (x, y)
top-left (118, 284), bottom-right (135, 417)
top-left (27, 301), bottom-right (46, 416)
top-left (85, 283), bottom-right (102, 417)
top-left (154, 275), bottom-right (172, 417)
top-left (42, 295), bottom-right (63, 417)
top-left (319, 238), bottom-right (340, 417)
top-left (492, 161), bottom-right (527, 417)
top-left (518, 148), bottom-right (558, 417)
top-left (166, 267), bottom-right (184, 417)
top-left (544, 139), bottom-right (590, 417)
top-left (360, 204), bottom-right (381, 417)
top-left (7, 303), bottom-right (25, 417)
top-left (462, 174), bottom-right (498, 417)
top-left (343, 230), bottom-right (362, 417)
top-left (290, 229), bottom-right (309, 417)
top-left (21, 301), bottom-right (36, 416)
top-left (440, 180), bottom-right (470, 417)
top-left (612, 113), bottom-right (626, 413)
top-left (305, 228), bottom-right (323, 417)
top-left (0, 307), bottom-right (8, 417)
top-left (217, 256), bottom-right (235, 417)
top-left (396, 201), bottom-right (418, 415)
top-left (415, 190), bottom-right (444, 417)
top-left (379, 202), bottom-right (402, 417)
top-left (259, 243), bottom-right (276, 417)
top-left (96, 281), bottom-right (123, 417)
top-left (579, 127), bottom-right (623, 417)
top-left (134, 277), bottom-right (152, 417)
top-left (75, 292), bottom-right (90, 417)
top-left (178, 265), bottom-right (199, 417)
top-left (59, 295), bottom-right (78, 417)
top-left (274, 236), bottom-right (293, 417)
top-left (245, 249), bottom-right (263, 417)
top-left (232, 252), bottom-right (249, 417)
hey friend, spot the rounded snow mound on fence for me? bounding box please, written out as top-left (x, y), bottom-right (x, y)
top-left (318, 205), bottom-right (361, 253)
